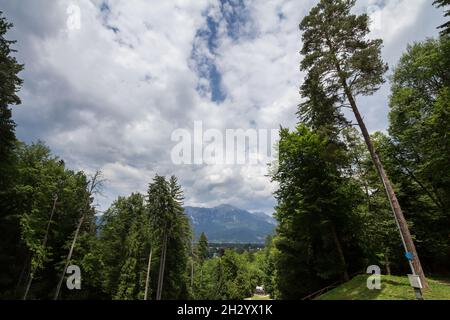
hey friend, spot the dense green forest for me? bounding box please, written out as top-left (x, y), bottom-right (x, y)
top-left (0, 0), bottom-right (449, 300)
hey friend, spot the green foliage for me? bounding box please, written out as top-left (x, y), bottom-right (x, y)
top-left (388, 37), bottom-right (450, 272)
top-left (98, 193), bottom-right (150, 300)
top-left (389, 38), bottom-right (450, 208)
top-left (0, 11), bottom-right (23, 163)
top-left (192, 249), bottom-right (262, 300)
top-left (0, 142), bottom-right (97, 299)
top-left (343, 130), bottom-right (403, 274)
top-left (92, 176), bottom-right (193, 301)
top-left (146, 175), bottom-right (191, 300)
top-left (1, 2), bottom-right (449, 302)
top-left (196, 232), bottom-right (209, 264)
top-left (0, 15), bottom-right (24, 294)
top-left (271, 124), bottom-right (365, 299)
top-left (260, 236), bottom-right (278, 298)
top-left (300, 0), bottom-right (388, 99)
top-left (434, 0), bottom-right (450, 36)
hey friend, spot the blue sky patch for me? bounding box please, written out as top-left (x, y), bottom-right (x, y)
top-left (191, 0), bottom-right (254, 103)
top-left (219, 0), bottom-right (252, 40)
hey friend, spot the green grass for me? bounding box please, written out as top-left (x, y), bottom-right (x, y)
top-left (316, 275), bottom-right (450, 300)
top-left (245, 294), bottom-right (272, 300)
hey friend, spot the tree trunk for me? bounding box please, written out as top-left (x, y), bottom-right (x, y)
top-left (385, 252), bottom-right (391, 275)
top-left (331, 224), bottom-right (349, 282)
top-left (156, 231), bottom-right (168, 300)
top-left (23, 195), bottom-right (58, 300)
top-left (22, 273), bottom-right (34, 301)
top-left (144, 247), bottom-right (153, 300)
top-left (160, 233), bottom-right (168, 297)
top-left (54, 213), bottom-right (85, 300)
top-left (191, 259), bottom-right (194, 288)
top-left (15, 254), bottom-right (29, 298)
top-left (342, 83), bottom-right (428, 289)
top-left (53, 173), bottom-right (101, 300)
top-left (43, 195), bottom-right (58, 249)
top-left (200, 266), bottom-right (203, 290)
top-left (354, 156), bottom-right (371, 210)
top-left (191, 236), bottom-right (194, 288)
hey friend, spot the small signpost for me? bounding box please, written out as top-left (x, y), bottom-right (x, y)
top-left (405, 252), bottom-right (424, 300)
top-left (408, 274), bottom-right (423, 289)
top-left (408, 274), bottom-right (424, 300)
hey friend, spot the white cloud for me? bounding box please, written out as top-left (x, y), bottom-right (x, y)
top-left (1, 0), bottom-right (444, 214)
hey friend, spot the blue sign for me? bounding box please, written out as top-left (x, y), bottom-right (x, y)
top-left (405, 252), bottom-right (414, 261)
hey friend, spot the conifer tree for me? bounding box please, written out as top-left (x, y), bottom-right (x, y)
top-left (147, 175), bottom-right (190, 300)
top-left (0, 11), bottom-right (23, 164)
top-left (434, 0), bottom-right (450, 36)
top-left (99, 193), bottom-right (150, 299)
top-left (299, 0), bottom-right (427, 288)
top-left (197, 232), bottom-right (209, 264)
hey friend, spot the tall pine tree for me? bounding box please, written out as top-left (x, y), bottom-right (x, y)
top-left (299, 0), bottom-right (427, 288)
top-left (147, 175), bottom-right (191, 300)
top-left (0, 11), bottom-right (23, 164)
top-left (434, 0), bottom-right (450, 36)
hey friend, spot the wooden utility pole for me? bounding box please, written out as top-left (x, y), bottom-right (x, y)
top-left (341, 80), bottom-right (428, 289)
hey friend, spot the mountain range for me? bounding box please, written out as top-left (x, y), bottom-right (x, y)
top-left (184, 204), bottom-right (276, 244)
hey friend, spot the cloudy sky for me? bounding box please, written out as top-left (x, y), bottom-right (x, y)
top-left (0, 0), bottom-right (445, 214)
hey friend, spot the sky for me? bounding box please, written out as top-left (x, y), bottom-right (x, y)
top-left (0, 0), bottom-right (445, 215)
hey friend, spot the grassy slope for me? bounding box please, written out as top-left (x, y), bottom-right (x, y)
top-left (316, 275), bottom-right (450, 300)
top-left (245, 295), bottom-right (272, 300)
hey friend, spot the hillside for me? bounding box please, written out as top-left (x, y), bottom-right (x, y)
top-left (316, 275), bottom-right (450, 300)
top-left (184, 204), bottom-right (276, 243)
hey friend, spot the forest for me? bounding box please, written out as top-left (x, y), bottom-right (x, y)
top-left (0, 0), bottom-right (449, 300)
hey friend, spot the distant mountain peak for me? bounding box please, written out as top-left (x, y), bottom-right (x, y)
top-left (214, 204), bottom-right (239, 210)
top-left (251, 211), bottom-right (271, 217)
top-left (184, 204), bottom-right (276, 244)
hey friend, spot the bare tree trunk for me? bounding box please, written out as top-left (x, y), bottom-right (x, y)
top-left (23, 195), bottom-right (58, 300)
top-left (331, 224), bottom-right (349, 282)
top-left (342, 83), bottom-right (428, 289)
top-left (156, 238), bottom-right (163, 300)
top-left (144, 247), bottom-right (153, 300)
top-left (54, 213), bottom-right (85, 300)
top-left (53, 172), bottom-right (102, 300)
top-left (353, 155), bottom-right (371, 210)
top-left (200, 266), bottom-right (203, 290)
top-left (385, 252), bottom-right (391, 275)
top-left (160, 232), bottom-right (168, 298)
top-left (191, 259), bottom-right (194, 288)
top-left (43, 195), bottom-right (58, 249)
top-left (156, 231), bottom-right (168, 300)
top-left (15, 254), bottom-right (29, 298)
top-left (191, 236), bottom-right (194, 288)
top-left (22, 273), bottom-right (34, 301)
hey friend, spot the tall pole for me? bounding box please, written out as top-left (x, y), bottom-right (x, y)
top-left (341, 80), bottom-right (428, 291)
top-left (325, 34), bottom-right (428, 291)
